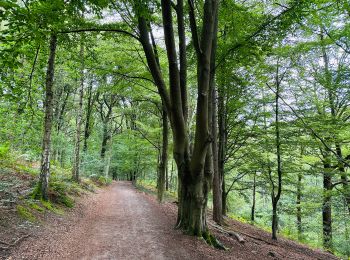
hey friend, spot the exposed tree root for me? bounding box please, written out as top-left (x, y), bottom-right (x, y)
top-left (209, 222), bottom-right (245, 244)
top-left (203, 231), bottom-right (227, 250)
top-left (209, 221), bottom-right (278, 246)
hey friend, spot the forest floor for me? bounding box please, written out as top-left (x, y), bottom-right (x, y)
top-left (2, 181), bottom-right (339, 260)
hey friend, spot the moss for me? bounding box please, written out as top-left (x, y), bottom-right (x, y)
top-left (40, 199), bottom-right (64, 215)
top-left (41, 199), bottom-right (54, 210)
top-left (31, 183), bottom-right (42, 199)
top-left (27, 201), bottom-right (44, 212)
top-left (203, 231), bottom-right (227, 250)
top-left (57, 194), bottom-right (74, 208)
top-left (16, 205), bottom-right (36, 222)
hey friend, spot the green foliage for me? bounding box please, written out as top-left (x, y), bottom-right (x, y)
top-left (27, 200), bottom-right (44, 212)
top-left (16, 205), bottom-right (36, 222)
top-left (0, 143), bottom-right (10, 159)
top-left (49, 181), bottom-right (75, 208)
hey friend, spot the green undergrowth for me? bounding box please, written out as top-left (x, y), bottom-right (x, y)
top-left (89, 174), bottom-right (113, 186)
top-left (16, 204), bottom-right (36, 222)
top-left (227, 213), bottom-right (346, 258)
top-left (135, 179), bottom-right (177, 201)
top-left (0, 149), bottom-right (112, 223)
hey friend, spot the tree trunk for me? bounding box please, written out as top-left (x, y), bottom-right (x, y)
top-left (271, 68), bottom-right (282, 240)
top-left (157, 106), bottom-right (168, 202)
top-left (218, 89), bottom-right (227, 216)
top-left (83, 79), bottom-right (94, 153)
top-left (104, 150), bottom-right (112, 179)
top-left (323, 158), bottom-right (333, 251)
top-left (72, 39), bottom-right (84, 182)
top-left (272, 198), bottom-right (278, 240)
top-left (335, 144), bottom-right (350, 214)
top-left (39, 34), bottom-right (57, 200)
top-left (251, 172), bottom-right (256, 222)
top-left (212, 87), bottom-right (222, 224)
top-left (100, 122), bottom-right (109, 159)
top-left (296, 171), bottom-right (302, 240)
top-left (136, 0), bottom-right (219, 241)
top-left (222, 178), bottom-right (227, 216)
top-left (165, 164), bottom-right (169, 191)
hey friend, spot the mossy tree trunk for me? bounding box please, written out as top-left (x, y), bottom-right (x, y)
top-left (39, 34), bottom-right (58, 200)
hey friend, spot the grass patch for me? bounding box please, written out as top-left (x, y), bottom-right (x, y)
top-left (16, 205), bottom-right (36, 222)
top-left (136, 180), bottom-right (177, 201)
top-left (27, 200), bottom-right (44, 212)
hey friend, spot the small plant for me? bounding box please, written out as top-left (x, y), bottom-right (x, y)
top-left (27, 200), bottom-right (44, 212)
top-left (0, 143), bottom-right (10, 159)
top-left (16, 205), bottom-right (36, 222)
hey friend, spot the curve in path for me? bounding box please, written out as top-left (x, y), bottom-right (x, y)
top-left (19, 181), bottom-right (210, 260)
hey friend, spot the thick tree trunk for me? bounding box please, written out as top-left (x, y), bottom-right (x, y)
top-left (39, 34), bottom-right (57, 200)
top-left (72, 40), bottom-right (84, 182)
top-left (136, 0), bottom-right (219, 242)
top-left (157, 106), bottom-right (168, 202)
top-left (296, 171), bottom-right (302, 240)
top-left (176, 161), bottom-right (211, 236)
top-left (323, 158), bottom-right (333, 251)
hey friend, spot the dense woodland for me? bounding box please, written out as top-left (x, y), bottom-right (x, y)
top-left (0, 0), bottom-right (350, 258)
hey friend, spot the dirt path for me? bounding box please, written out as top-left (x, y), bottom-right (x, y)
top-left (10, 182), bottom-right (214, 260)
top-left (8, 181), bottom-right (338, 260)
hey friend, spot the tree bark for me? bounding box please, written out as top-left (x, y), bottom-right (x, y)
top-left (212, 87), bottom-right (222, 224)
top-left (222, 178), bottom-right (227, 216)
top-left (218, 88), bottom-right (227, 216)
top-left (39, 34), bottom-right (57, 200)
top-left (335, 143), bottom-right (350, 214)
top-left (323, 157), bottom-right (333, 251)
top-left (100, 123), bottom-right (110, 159)
top-left (72, 39), bottom-right (84, 182)
top-left (83, 78), bottom-right (95, 153)
top-left (157, 105), bottom-right (168, 202)
top-left (272, 68), bottom-right (282, 240)
top-left (296, 171), bottom-right (302, 240)
top-left (251, 172), bottom-right (256, 222)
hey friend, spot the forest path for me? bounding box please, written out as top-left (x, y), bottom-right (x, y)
top-left (10, 181), bottom-right (213, 260)
top-left (59, 181), bottom-right (197, 260)
top-left (9, 181), bottom-right (338, 260)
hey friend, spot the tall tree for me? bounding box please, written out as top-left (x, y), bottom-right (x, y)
top-left (39, 34), bottom-right (58, 200)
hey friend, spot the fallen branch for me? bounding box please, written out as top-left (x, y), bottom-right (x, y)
top-left (237, 231), bottom-right (276, 246)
